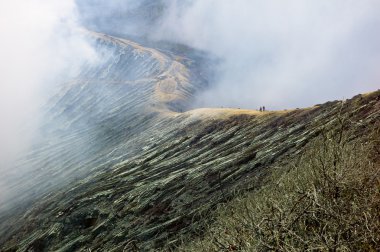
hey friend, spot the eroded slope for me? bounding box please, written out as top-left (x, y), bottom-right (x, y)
top-left (1, 91), bottom-right (379, 251)
top-left (0, 32), bottom-right (209, 229)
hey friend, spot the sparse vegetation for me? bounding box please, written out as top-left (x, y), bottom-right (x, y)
top-left (2, 93), bottom-right (379, 251)
top-left (177, 121), bottom-right (380, 251)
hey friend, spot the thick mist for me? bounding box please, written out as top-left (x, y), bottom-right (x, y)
top-left (156, 0), bottom-right (380, 109)
top-left (76, 0), bottom-right (167, 37)
top-left (0, 0), bottom-right (96, 206)
top-left (77, 0), bottom-right (380, 110)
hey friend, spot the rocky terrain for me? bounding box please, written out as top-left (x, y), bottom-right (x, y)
top-left (0, 30), bottom-right (210, 214)
top-left (0, 30), bottom-right (379, 252)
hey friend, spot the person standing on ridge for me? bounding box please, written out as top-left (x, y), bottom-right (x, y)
top-left (259, 107), bottom-right (262, 112)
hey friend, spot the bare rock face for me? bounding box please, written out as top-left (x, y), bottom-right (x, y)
top-left (1, 30), bottom-right (380, 251)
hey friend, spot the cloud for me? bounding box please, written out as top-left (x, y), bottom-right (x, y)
top-left (0, 0), bottom-right (96, 175)
top-left (75, 0), bottom-right (167, 36)
top-left (153, 0), bottom-right (380, 109)
top-left (51, 0), bottom-right (380, 110)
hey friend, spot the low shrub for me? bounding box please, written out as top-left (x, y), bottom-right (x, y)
top-left (176, 123), bottom-right (380, 251)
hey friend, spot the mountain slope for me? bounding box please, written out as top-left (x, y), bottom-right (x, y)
top-left (0, 31), bottom-right (210, 224)
top-left (2, 88), bottom-right (379, 251)
top-left (0, 31), bottom-right (379, 251)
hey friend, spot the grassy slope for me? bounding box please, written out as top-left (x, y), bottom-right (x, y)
top-left (1, 91), bottom-right (380, 251)
top-left (177, 117), bottom-right (380, 251)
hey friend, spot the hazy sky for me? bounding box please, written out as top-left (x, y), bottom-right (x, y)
top-left (0, 0), bottom-right (95, 173)
top-left (74, 0), bottom-right (380, 109)
top-left (153, 0), bottom-right (380, 109)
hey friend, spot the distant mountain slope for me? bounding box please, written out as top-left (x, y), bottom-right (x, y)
top-left (1, 80), bottom-right (379, 250)
top-left (0, 32), bottom-right (210, 220)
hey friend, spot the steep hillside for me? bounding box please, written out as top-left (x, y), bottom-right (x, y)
top-left (1, 87), bottom-right (380, 251)
top-left (179, 116), bottom-right (380, 251)
top-left (0, 31), bottom-right (210, 221)
top-left (0, 31), bottom-right (379, 251)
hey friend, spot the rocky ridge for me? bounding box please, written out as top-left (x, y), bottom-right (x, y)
top-left (0, 31), bottom-right (379, 251)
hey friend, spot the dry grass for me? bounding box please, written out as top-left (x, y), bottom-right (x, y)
top-left (174, 122), bottom-right (380, 251)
